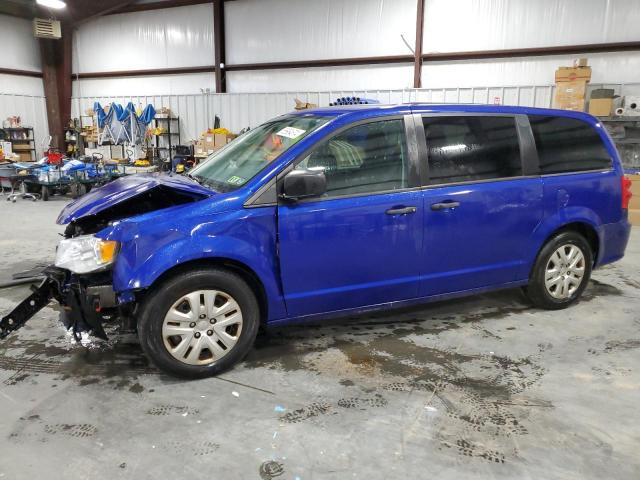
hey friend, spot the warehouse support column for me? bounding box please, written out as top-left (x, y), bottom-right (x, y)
top-left (213, 0), bottom-right (226, 93)
top-left (413, 0), bottom-right (425, 88)
top-left (40, 23), bottom-right (72, 150)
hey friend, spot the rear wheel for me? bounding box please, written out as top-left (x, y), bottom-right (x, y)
top-left (525, 231), bottom-right (592, 310)
top-left (138, 268), bottom-right (260, 378)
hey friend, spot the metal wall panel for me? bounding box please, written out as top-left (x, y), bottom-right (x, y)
top-left (0, 74), bottom-right (45, 97)
top-left (226, 64), bottom-right (415, 93)
top-left (223, 51), bottom-right (640, 92)
top-left (0, 93), bottom-right (50, 155)
top-left (423, 0), bottom-right (640, 52)
top-left (72, 82), bottom-right (640, 140)
top-left (421, 52), bottom-right (640, 89)
top-left (72, 4), bottom-right (215, 75)
top-left (225, 0), bottom-right (416, 64)
top-left (72, 73), bottom-right (216, 97)
top-left (0, 15), bottom-right (41, 73)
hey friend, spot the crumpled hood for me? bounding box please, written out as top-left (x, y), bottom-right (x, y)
top-left (57, 173), bottom-right (214, 225)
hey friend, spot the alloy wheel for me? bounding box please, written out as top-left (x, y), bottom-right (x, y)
top-left (544, 244), bottom-right (586, 299)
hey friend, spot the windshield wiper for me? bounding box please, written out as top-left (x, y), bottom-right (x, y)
top-left (187, 173), bottom-right (225, 193)
top-left (187, 173), bottom-right (205, 185)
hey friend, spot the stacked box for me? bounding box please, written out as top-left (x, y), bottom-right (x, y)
top-left (553, 59), bottom-right (591, 112)
top-left (195, 132), bottom-right (234, 157)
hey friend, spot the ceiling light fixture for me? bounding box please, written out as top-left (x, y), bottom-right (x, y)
top-left (36, 0), bottom-right (67, 9)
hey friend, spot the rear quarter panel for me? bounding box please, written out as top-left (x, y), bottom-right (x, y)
top-left (524, 112), bottom-right (629, 270)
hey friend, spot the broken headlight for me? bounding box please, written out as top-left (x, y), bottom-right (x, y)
top-left (55, 235), bottom-right (119, 274)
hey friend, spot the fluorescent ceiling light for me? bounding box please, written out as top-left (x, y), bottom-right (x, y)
top-left (36, 0), bottom-right (67, 9)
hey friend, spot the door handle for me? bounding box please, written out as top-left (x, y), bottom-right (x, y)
top-left (431, 201), bottom-right (460, 211)
top-left (385, 206), bottom-right (417, 215)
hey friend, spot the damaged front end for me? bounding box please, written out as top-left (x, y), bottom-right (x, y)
top-left (1, 173), bottom-right (214, 342)
top-left (0, 267), bottom-right (120, 341)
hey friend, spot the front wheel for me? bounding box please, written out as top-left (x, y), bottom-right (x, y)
top-left (138, 269), bottom-right (260, 378)
top-left (525, 231), bottom-right (593, 310)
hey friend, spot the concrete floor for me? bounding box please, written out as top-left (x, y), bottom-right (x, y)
top-left (0, 196), bottom-right (639, 480)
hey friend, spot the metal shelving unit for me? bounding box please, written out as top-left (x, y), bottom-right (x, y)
top-left (152, 117), bottom-right (180, 164)
top-left (600, 116), bottom-right (640, 169)
top-left (4, 127), bottom-right (35, 161)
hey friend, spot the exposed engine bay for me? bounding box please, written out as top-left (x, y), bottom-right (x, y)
top-left (64, 185), bottom-right (206, 237)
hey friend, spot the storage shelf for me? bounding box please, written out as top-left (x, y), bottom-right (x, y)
top-left (612, 138), bottom-right (640, 144)
top-left (599, 116), bottom-right (640, 122)
top-left (153, 117), bottom-right (180, 166)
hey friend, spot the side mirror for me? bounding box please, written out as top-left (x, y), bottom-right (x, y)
top-left (282, 168), bottom-right (327, 200)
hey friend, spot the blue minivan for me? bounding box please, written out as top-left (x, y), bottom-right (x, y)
top-left (0, 104), bottom-right (632, 378)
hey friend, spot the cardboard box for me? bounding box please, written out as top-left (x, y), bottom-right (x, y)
top-left (553, 61), bottom-right (592, 112)
top-left (555, 66), bottom-right (592, 82)
top-left (589, 98), bottom-right (614, 117)
top-left (554, 80), bottom-right (588, 111)
top-left (202, 135), bottom-right (215, 149)
top-left (294, 98), bottom-right (318, 110)
top-left (628, 209), bottom-right (640, 226)
top-left (214, 133), bottom-right (228, 146)
top-left (11, 143), bottom-right (32, 152)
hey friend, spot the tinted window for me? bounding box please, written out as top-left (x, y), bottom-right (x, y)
top-left (296, 119), bottom-right (409, 197)
top-left (528, 115), bottom-right (611, 174)
top-left (422, 116), bottom-right (522, 184)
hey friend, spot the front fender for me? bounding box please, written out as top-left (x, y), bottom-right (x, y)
top-left (103, 207), bottom-right (287, 321)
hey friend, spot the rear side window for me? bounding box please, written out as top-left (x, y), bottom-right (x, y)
top-left (528, 115), bottom-right (612, 174)
top-left (422, 116), bottom-right (522, 185)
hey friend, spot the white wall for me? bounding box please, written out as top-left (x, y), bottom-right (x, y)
top-left (225, 0), bottom-right (416, 64)
top-left (423, 0), bottom-right (640, 52)
top-left (421, 51), bottom-right (640, 89)
top-left (0, 14), bottom-right (48, 150)
top-left (224, 0), bottom-right (640, 92)
top-left (0, 14), bottom-right (44, 96)
top-left (72, 72), bottom-right (215, 97)
top-left (227, 64), bottom-right (414, 93)
top-left (72, 3), bottom-right (216, 96)
top-left (0, 14), bottom-right (41, 74)
top-left (70, 0), bottom-right (640, 94)
top-left (417, 0), bottom-right (640, 90)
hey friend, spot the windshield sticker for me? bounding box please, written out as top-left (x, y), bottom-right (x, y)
top-left (276, 126), bottom-right (306, 139)
top-left (226, 175), bottom-right (245, 185)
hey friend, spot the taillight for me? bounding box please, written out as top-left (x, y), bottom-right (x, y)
top-left (622, 176), bottom-right (632, 210)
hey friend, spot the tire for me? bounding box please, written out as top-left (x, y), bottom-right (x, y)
top-left (137, 268), bottom-right (260, 379)
top-left (525, 231), bottom-right (593, 310)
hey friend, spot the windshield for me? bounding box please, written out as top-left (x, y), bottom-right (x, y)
top-left (189, 115), bottom-right (332, 192)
